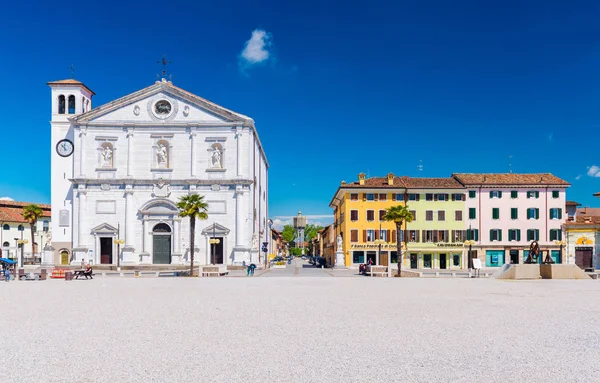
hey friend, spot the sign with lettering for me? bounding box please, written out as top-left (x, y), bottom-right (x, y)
top-left (350, 244), bottom-right (399, 250)
top-left (435, 243), bottom-right (464, 247)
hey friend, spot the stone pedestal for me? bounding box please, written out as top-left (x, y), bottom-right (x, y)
top-left (334, 251), bottom-right (346, 269)
top-left (41, 247), bottom-right (55, 266)
top-left (121, 247), bottom-right (136, 265)
top-left (540, 264), bottom-right (591, 279)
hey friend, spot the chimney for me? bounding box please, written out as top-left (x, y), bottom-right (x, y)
top-left (358, 172), bottom-right (366, 186)
top-left (387, 172), bottom-right (394, 186)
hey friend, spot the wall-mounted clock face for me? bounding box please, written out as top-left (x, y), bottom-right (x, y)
top-left (56, 139), bottom-right (74, 157)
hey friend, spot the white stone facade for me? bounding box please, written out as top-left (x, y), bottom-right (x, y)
top-left (49, 79), bottom-right (268, 266)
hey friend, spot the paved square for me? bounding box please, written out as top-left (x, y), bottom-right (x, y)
top-left (2, 276), bottom-right (599, 382)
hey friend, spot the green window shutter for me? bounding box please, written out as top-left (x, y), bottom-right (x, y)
top-left (489, 191), bottom-right (493, 198)
top-left (475, 229), bottom-right (479, 241)
top-left (511, 190), bottom-right (517, 198)
top-left (535, 191), bottom-right (539, 198)
top-left (535, 208), bottom-right (539, 219)
top-left (558, 208), bottom-right (562, 219)
top-left (511, 208), bottom-right (518, 220)
top-left (498, 191), bottom-right (502, 198)
top-left (490, 229), bottom-right (494, 241)
top-left (498, 229), bottom-right (502, 241)
top-left (535, 229), bottom-right (539, 241)
top-left (552, 190), bottom-right (559, 198)
top-left (558, 230), bottom-right (562, 241)
top-left (517, 229), bottom-right (521, 241)
top-left (469, 190), bottom-right (475, 198)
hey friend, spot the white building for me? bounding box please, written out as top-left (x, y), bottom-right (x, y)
top-left (0, 200), bottom-right (52, 266)
top-left (49, 78), bottom-right (269, 266)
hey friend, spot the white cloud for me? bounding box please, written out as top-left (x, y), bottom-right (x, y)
top-left (0, 196), bottom-right (14, 201)
top-left (575, 175), bottom-right (582, 180)
top-left (587, 165), bottom-right (600, 177)
top-left (239, 29), bottom-right (272, 73)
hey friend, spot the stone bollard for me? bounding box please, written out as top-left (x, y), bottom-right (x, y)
top-left (484, 273), bottom-right (489, 278)
top-left (452, 272), bottom-right (456, 278)
top-left (435, 272), bottom-right (440, 277)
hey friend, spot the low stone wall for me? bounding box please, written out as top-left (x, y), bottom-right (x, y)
top-left (392, 269), bottom-right (421, 278)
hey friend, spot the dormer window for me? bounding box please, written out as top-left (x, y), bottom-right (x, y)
top-left (68, 95), bottom-right (75, 114)
top-left (58, 95), bottom-right (65, 114)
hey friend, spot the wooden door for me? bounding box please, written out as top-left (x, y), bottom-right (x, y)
top-left (575, 248), bottom-right (593, 269)
top-left (153, 235), bottom-right (171, 264)
top-left (439, 254), bottom-right (447, 269)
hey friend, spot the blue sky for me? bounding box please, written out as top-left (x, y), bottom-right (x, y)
top-left (1, 0), bottom-right (599, 229)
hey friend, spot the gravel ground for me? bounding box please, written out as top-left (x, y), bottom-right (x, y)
top-left (1, 277), bottom-right (599, 383)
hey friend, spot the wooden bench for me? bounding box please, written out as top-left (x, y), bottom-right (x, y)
top-left (366, 265), bottom-right (388, 277)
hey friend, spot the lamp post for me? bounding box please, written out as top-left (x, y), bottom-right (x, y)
top-left (554, 240), bottom-right (566, 264)
top-left (464, 239), bottom-right (476, 277)
top-left (113, 238), bottom-right (124, 271)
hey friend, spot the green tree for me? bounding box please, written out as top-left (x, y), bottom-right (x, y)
top-left (382, 205), bottom-right (414, 277)
top-left (177, 194), bottom-right (209, 276)
top-left (281, 225), bottom-right (295, 243)
top-left (22, 204), bottom-right (44, 258)
top-left (304, 224), bottom-right (323, 242)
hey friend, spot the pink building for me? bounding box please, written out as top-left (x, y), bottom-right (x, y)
top-left (452, 173), bottom-right (570, 267)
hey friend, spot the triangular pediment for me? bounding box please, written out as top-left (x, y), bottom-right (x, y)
top-left (91, 223), bottom-right (118, 234)
top-left (72, 81), bottom-right (254, 126)
top-left (201, 222), bottom-right (230, 236)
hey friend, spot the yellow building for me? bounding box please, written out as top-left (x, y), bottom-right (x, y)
top-left (330, 173), bottom-right (407, 267)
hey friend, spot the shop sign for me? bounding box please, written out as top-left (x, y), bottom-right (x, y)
top-left (435, 243), bottom-right (464, 247)
top-left (350, 244), bottom-right (398, 249)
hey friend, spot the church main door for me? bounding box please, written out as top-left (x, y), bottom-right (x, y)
top-left (153, 223), bottom-right (172, 264)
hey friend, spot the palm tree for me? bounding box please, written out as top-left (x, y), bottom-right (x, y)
top-left (22, 204), bottom-right (44, 260)
top-left (177, 194), bottom-right (209, 276)
top-left (382, 204), bottom-right (414, 277)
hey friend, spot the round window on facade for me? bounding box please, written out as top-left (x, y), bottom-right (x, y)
top-left (154, 100), bottom-right (172, 115)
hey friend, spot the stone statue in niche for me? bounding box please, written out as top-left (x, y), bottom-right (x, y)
top-left (156, 143), bottom-right (168, 167)
top-left (336, 235), bottom-right (343, 252)
top-left (101, 145), bottom-right (113, 167)
top-left (212, 147), bottom-right (222, 169)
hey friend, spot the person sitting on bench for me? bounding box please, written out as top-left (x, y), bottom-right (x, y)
top-left (83, 264), bottom-right (93, 279)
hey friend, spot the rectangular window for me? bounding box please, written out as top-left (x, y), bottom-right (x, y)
top-left (426, 193), bottom-right (433, 201)
top-left (468, 190), bottom-right (476, 199)
top-left (527, 229), bottom-right (540, 241)
top-left (379, 210), bottom-right (386, 220)
top-left (352, 251), bottom-right (365, 264)
top-left (366, 230), bottom-right (375, 242)
top-left (511, 190), bottom-right (518, 199)
top-left (409, 210), bottom-right (417, 221)
top-left (437, 194), bottom-right (448, 201)
top-left (366, 193), bottom-right (375, 201)
top-left (508, 229), bottom-right (521, 241)
top-left (438, 230), bottom-right (447, 242)
top-left (380, 230), bottom-right (388, 241)
top-left (350, 193), bottom-right (358, 201)
top-left (454, 230), bottom-right (464, 242)
top-left (437, 210), bottom-right (445, 221)
top-left (408, 230), bottom-right (417, 242)
top-left (549, 229), bottom-right (562, 241)
top-left (451, 193), bottom-right (464, 201)
top-left (527, 208), bottom-right (539, 220)
top-left (469, 208), bottom-right (476, 220)
top-left (549, 208), bottom-right (562, 220)
top-left (408, 193), bottom-right (419, 201)
top-left (492, 208), bottom-right (499, 220)
top-left (426, 210), bottom-right (433, 221)
top-left (490, 190), bottom-right (502, 199)
top-left (511, 208), bottom-right (518, 220)
top-left (552, 190), bottom-right (559, 199)
top-left (350, 230), bottom-right (358, 243)
top-left (395, 194), bottom-right (404, 201)
top-left (466, 229), bottom-right (479, 241)
top-left (366, 210), bottom-right (375, 221)
top-left (455, 210), bottom-right (463, 221)
top-left (424, 230), bottom-right (434, 242)
top-left (379, 193), bottom-right (387, 201)
top-left (350, 210), bottom-right (358, 221)
top-left (527, 191), bottom-right (540, 199)
top-left (489, 229), bottom-right (502, 241)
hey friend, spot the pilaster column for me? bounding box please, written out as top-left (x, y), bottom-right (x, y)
top-left (77, 187), bottom-right (87, 247)
top-left (126, 128), bottom-right (134, 177)
top-left (78, 128), bottom-right (87, 177)
top-left (190, 129), bottom-right (197, 178)
top-left (174, 218), bottom-right (181, 254)
top-left (235, 188), bottom-right (244, 247)
top-left (142, 219), bottom-right (148, 253)
top-left (235, 128), bottom-right (242, 177)
top-left (124, 186), bottom-right (134, 248)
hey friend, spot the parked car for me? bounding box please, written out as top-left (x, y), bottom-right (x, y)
top-left (308, 256), bottom-right (316, 265)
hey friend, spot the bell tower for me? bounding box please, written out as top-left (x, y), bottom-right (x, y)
top-left (47, 78), bottom-right (95, 265)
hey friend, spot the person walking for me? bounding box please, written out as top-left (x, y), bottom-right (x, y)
top-left (249, 263), bottom-right (256, 276)
top-left (4, 266), bottom-right (11, 282)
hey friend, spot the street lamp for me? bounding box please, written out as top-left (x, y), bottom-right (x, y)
top-left (554, 240), bottom-right (566, 264)
top-left (113, 238), bottom-right (124, 271)
top-left (463, 239), bottom-right (476, 277)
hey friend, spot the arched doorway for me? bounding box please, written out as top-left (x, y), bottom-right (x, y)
top-left (60, 249), bottom-right (70, 265)
top-left (153, 223), bottom-right (172, 264)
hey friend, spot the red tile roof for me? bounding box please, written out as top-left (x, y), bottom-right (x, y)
top-left (0, 201), bottom-right (51, 224)
top-left (565, 216), bottom-right (600, 226)
top-left (452, 173), bottom-right (570, 186)
top-left (566, 201), bottom-right (581, 207)
top-left (341, 176), bottom-right (461, 189)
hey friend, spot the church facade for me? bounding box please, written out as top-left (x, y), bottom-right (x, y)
top-left (48, 78), bottom-right (269, 266)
